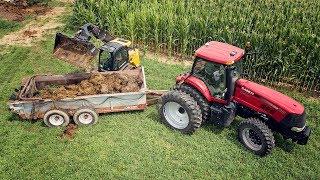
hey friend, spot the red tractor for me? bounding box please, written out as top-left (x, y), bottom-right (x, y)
top-left (159, 41), bottom-right (310, 156)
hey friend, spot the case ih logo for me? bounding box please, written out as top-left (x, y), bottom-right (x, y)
top-left (241, 87), bottom-right (254, 95)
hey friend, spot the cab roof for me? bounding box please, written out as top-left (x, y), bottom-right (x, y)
top-left (101, 41), bottom-right (123, 53)
top-left (195, 41), bottom-right (245, 65)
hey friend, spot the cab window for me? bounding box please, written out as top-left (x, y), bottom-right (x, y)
top-left (114, 48), bottom-right (128, 70)
top-left (193, 58), bottom-right (226, 99)
top-left (99, 50), bottom-right (112, 70)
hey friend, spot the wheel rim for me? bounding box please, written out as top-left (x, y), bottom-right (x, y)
top-left (242, 128), bottom-right (263, 151)
top-left (163, 102), bottom-right (189, 129)
top-left (78, 112), bottom-right (94, 125)
top-left (48, 114), bottom-right (65, 126)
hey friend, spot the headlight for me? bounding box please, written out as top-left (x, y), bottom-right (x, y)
top-left (291, 125), bottom-right (306, 132)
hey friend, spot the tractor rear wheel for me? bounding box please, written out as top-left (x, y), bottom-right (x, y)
top-left (174, 84), bottom-right (210, 123)
top-left (159, 90), bottom-right (202, 134)
top-left (238, 118), bottom-right (275, 156)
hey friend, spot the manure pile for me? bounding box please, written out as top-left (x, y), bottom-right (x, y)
top-left (38, 73), bottom-right (143, 100)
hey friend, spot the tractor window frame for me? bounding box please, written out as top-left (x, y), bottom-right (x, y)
top-left (191, 58), bottom-right (227, 99)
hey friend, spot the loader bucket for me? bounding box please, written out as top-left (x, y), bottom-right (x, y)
top-left (53, 33), bottom-right (99, 70)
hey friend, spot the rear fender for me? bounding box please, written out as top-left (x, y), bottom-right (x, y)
top-left (183, 76), bottom-right (212, 102)
top-left (179, 75), bottom-right (226, 104)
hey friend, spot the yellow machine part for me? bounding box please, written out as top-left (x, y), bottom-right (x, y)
top-left (110, 38), bottom-right (132, 47)
top-left (128, 49), bottom-right (141, 67)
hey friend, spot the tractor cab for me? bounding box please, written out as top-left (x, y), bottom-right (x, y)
top-left (99, 41), bottom-right (129, 71)
top-left (98, 38), bottom-right (140, 71)
top-left (190, 41), bottom-right (245, 101)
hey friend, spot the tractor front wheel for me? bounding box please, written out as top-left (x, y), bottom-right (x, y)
top-left (159, 90), bottom-right (202, 134)
top-left (238, 118), bottom-right (275, 156)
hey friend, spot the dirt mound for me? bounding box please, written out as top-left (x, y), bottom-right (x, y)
top-left (0, 7), bottom-right (65, 46)
top-left (0, 1), bottom-right (49, 21)
top-left (60, 123), bottom-right (77, 139)
top-left (23, 30), bottom-right (37, 37)
top-left (38, 73), bottom-right (143, 100)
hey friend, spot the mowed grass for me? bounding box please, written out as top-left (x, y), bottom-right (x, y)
top-left (0, 37), bottom-right (320, 179)
top-left (0, 19), bottom-right (21, 39)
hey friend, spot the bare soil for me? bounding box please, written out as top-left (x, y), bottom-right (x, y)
top-left (0, 7), bottom-right (65, 46)
top-left (0, 1), bottom-right (49, 21)
top-left (144, 51), bottom-right (193, 67)
top-left (60, 123), bottom-right (77, 139)
top-left (23, 29), bottom-right (37, 37)
top-left (38, 72), bottom-right (143, 100)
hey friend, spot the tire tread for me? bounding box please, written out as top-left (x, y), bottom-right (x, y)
top-left (173, 84), bottom-right (210, 122)
top-left (238, 118), bottom-right (275, 156)
top-left (159, 90), bottom-right (202, 134)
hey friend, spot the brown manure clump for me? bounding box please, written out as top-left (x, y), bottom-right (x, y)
top-left (60, 123), bottom-right (78, 140)
top-left (38, 73), bottom-right (143, 100)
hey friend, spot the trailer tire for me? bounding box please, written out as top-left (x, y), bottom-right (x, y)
top-left (44, 110), bottom-right (70, 128)
top-left (73, 108), bottom-right (98, 126)
top-left (159, 90), bottom-right (202, 134)
top-left (238, 118), bottom-right (275, 156)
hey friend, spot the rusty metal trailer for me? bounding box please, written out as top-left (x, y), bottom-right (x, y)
top-left (8, 67), bottom-right (153, 127)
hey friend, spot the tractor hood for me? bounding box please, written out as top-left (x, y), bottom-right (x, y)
top-left (236, 79), bottom-right (304, 115)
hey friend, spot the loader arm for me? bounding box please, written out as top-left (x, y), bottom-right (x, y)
top-left (53, 23), bottom-right (140, 71)
top-left (53, 23), bottom-right (115, 70)
top-left (74, 23), bottom-right (114, 44)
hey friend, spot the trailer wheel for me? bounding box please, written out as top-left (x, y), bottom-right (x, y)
top-left (238, 118), bottom-right (275, 156)
top-left (73, 108), bottom-right (98, 126)
top-left (159, 90), bottom-right (202, 134)
top-left (44, 110), bottom-right (70, 128)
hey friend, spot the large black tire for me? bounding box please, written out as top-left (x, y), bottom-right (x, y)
top-left (174, 84), bottom-right (210, 123)
top-left (238, 118), bottom-right (275, 156)
top-left (159, 90), bottom-right (202, 134)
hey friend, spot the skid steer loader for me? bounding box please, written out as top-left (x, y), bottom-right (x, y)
top-left (53, 23), bottom-right (140, 71)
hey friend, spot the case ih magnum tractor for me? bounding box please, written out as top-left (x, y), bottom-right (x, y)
top-left (159, 41), bottom-right (310, 156)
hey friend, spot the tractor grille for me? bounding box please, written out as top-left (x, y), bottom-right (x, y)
top-left (282, 111), bottom-right (306, 128)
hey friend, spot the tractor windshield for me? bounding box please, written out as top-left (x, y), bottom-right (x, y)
top-left (192, 58), bottom-right (226, 99)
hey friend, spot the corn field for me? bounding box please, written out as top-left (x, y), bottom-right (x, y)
top-left (69, 0), bottom-right (320, 93)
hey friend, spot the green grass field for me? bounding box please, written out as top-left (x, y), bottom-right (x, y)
top-left (0, 24), bottom-right (320, 179)
top-left (0, 19), bottom-right (21, 39)
top-left (0, 0), bottom-right (320, 178)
